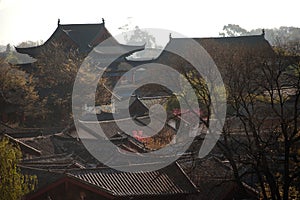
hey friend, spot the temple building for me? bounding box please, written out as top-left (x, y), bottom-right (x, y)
top-left (15, 19), bottom-right (145, 83)
top-left (2, 20), bottom-right (282, 200)
top-left (156, 32), bottom-right (276, 86)
top-left (16, 18), bottom-right (144, 58)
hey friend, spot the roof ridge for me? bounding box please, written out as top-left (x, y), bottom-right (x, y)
top-left (67, 161), bottom-right (176, 173)
top-left (22, 153), bottom-right (71, 162)
top-left (0, 121), bottom-right (15, 131)
top-left (170, 34), bottom-right (265, 40)
top-left (60, 22), bottom-right (104, 26)
top-left (174, 162), bottom-right (199, 192)
top-left (19, 164), bottom-right (65, 174)
top-left (4, 134), bottom-right (41, 154)
top-left (79, 115), bottom-right (150, 124)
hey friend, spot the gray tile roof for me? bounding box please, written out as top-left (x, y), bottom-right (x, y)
top-left (68, 162), bottom-right (198, 197)
top-left (15, 21), bottom-right (145, 59)
top-left (178, 156), bottom-right (258, 199)
top-left (21, 153), bottom-right (85, 170)
top-left (166, 35), bottom-right (275, 59)
top-left (138, 96), bottom-right (170, 109)
top-left (15, 23), bottom-right (108, 57)
top-left (60, 23), bottom-right (106, 51)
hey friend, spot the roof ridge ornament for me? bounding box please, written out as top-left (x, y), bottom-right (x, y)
top-left (102, 18), bottom-right (105, 26)
top-left (262, 29), bottom-right (265, 37)
top-left (58, 18), bottom-right (60, 26)
top-left (169, 33), bottom-right (172, 41)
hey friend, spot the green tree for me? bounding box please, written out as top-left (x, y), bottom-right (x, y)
top-left (220, 24), bottom-right (300, 48)
top-left (210, 40), bottom-right (300, 200)
top-left (119, 22), bottom-right (163, 59)
top-left (32, 41), bottom-right (110, 125)
top-left (0, 58), bottom-right (40, 126)
top-left (219, 24), bottom-right (248, 37)
top-left (163, 34), bottom-right (300, 199)
top-left (0, 137), bottom-right (36, 200)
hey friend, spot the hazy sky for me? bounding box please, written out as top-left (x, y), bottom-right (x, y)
top-left (0, 0), bottom-right (299, 45)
